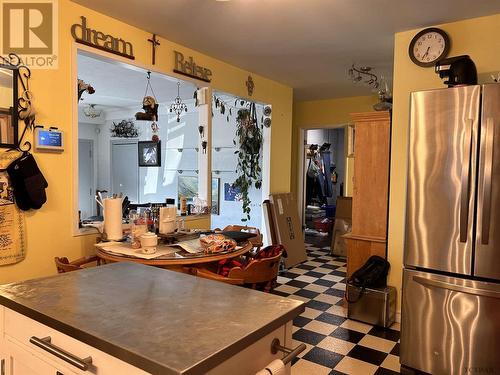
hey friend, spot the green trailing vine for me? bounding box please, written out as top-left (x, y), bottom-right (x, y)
top-left (211, 95), bottom-right (265, 222)
top-left (233, 103), bottom-right (263, 221)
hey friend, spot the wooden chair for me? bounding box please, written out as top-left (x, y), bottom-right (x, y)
top-left (220, 225), bottom-right (264, 251)
top-left (183, 267), bottom-right (245, 285)
top-left (54, 256), bottom-right (100, 273)
top-left (184, 251), bottom-right (282, 292)
top-left (227, 252), bottom-right (282, 291)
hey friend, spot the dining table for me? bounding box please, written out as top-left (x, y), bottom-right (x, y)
top-left (94, 239), bottom-right (253, 271)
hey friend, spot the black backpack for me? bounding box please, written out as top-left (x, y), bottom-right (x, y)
top-left (346, 255), bottom-right (390, 303)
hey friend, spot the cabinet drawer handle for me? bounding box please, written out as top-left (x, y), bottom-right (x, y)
top-left (29, 336), bottom-right (93, 371)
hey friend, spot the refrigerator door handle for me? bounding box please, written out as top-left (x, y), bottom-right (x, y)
top-left (460, 119), bottom-right (474, 243)
top-left (413, 275), bottom-right (500, 299)
top-left (481, 118), bottom-right (494, 245)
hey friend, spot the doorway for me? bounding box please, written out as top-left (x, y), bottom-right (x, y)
top-left (111, 141), bottom-right (139, 203)
top-left (298, 125), bottom-right (352, 250)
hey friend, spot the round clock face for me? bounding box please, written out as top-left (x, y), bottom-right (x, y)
top-left (409, 28), bottom-right (450, 67)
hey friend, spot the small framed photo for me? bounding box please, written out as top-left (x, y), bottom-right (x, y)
top-left (138, 141), bottom-right (161, 167)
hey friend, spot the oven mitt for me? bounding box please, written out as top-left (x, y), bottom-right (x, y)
top-left (7, 153), bottom-right (48, 211)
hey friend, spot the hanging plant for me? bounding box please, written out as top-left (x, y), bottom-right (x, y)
top-left (232, 103), bottom-right (263, 222)
top-left (110, 119), bottom-right (139, 138)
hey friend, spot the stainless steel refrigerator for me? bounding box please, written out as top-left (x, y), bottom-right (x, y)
top-left (401, 84), bottom-right (500, 375)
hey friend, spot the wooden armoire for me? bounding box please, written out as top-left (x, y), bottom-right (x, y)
top-left (344, 111), bottom-right (391, 277)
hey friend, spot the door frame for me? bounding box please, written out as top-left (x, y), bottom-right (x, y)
top-left (110, 139), bottom-right (140, 202)
top-left (297, 124), bottom-right (351, 227)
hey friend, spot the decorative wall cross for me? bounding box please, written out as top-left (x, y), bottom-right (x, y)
top-left (147, 34), bottom-right (160, 65)
top-left (246, 75), bottom-right (255, 96)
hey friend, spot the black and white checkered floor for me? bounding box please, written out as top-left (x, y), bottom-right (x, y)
top-left (271, 242), bottom-right (400, 375)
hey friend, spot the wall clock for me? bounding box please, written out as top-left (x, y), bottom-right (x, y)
top-left (409, 27), bottom-right (450, 67)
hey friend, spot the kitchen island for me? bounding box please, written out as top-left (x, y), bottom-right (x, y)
top-left (0, 262), bottom-right (304, 374)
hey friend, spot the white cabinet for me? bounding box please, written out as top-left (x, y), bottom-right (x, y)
top-left (2, 338), bottom-right (77, 375)
top-left (0, 307), bottom-right (148, 375)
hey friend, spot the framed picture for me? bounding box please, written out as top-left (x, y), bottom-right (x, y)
top-left (224, 182), bottom-right (242, 202)
top-left (177, 176), bottom-right (221, 215)
top-left (178, 176), bottom-right (198, 204)
top-left (138, 141), bottom-right (161, 167)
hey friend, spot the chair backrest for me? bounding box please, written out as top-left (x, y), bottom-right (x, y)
top-left (227, 252), bottom-right (282, 284)
top-left (54, 257), bottom-right (82, 273)
top-left (183, 266), bottom-right (245, 285)
top-left (222, 225), bottom-right (263, 248)
top-left (223, 225), bottom-right (259, 234)
top-left (54, 255), bottom-right (99, 273)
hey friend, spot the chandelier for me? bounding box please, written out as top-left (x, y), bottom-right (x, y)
top-left (83, 104), bottom-right (102, 118)
top-left (169, 82), bottom-right (188, 122)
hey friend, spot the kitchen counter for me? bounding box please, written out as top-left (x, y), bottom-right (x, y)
top-left (0, 262), bottom-right (304, 374)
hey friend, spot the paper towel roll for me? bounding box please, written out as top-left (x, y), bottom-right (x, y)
top-left (255, 359), bottom-right (285, 375)
top-left (103, 198), bottom-right (123, 241)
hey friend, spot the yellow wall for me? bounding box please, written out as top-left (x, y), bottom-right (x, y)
top-left (0, 0), bottom-right (293, 284)
top-left (388, 13), bottom-right (500, 306)
top-left (293, 96), bottom-right (378, 128)
top-left (291, 95), bottom-right (377, 199)
top-left (0, 87), bottom-right (12, 108)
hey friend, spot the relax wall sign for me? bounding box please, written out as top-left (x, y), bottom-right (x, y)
top-left (71, 16), bottom-right (135, 60)
top-left (173, 51), bottom-right (212, 83)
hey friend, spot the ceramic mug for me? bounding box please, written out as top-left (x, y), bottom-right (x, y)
top-left (140, 232), bottom-right (158, 252)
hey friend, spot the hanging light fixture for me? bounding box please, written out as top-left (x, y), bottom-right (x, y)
top-left (373, 76), bottom-right (393, 111)
top-left (169, 82), bottom-right (188, 122)
top-left (348, 64), bottom-right (393, 111)
top-left (83, 104), bottom-right (102, 118)
top-left (348, 64), bottom-right (380, 89)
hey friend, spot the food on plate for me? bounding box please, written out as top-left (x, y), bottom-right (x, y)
top-left (200, 234), bottom-right (237, 254)
top-left (200, 234), bottom-right (226, 247)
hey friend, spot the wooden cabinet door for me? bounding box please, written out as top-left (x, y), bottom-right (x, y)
top-left (351, 112), bottom-right (390, 239)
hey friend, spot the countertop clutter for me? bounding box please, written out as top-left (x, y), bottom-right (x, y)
top-left (0, 262), bottom-right (304, 374)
